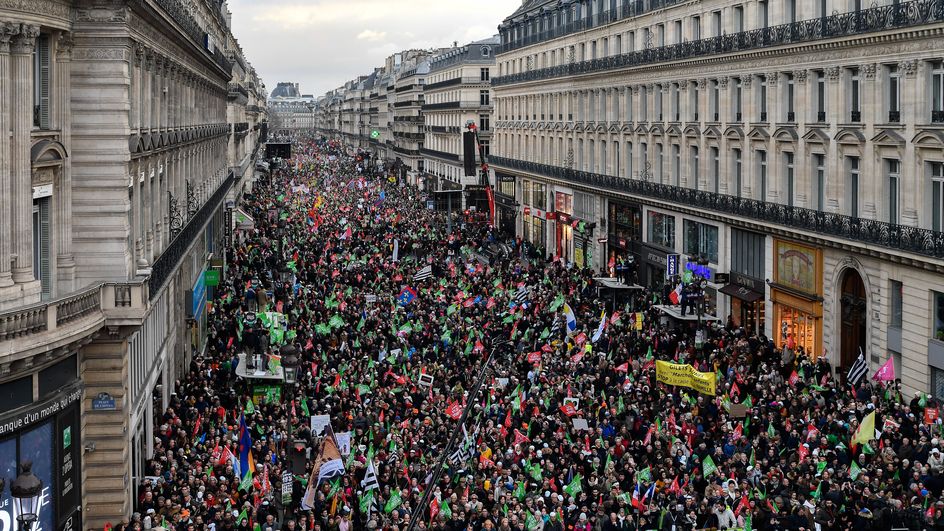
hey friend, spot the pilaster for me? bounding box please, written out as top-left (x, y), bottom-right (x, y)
top-left (10, 24), bottom-right (39, 285)
top-left (0, 22), bottom-right (18, 289)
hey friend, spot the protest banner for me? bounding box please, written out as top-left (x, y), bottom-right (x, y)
top-left (655, 360), bottom-right (717, 395)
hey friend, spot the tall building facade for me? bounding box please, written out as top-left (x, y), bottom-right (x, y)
top-left (0, 1), bottom-right (265, 529)
top-left (422, 37), bottom-right (499, 196)
top-left (491, 0), bottom-right (944, 394)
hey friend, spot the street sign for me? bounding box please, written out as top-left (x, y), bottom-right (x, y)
top-left (666, 254), bottom-right (680, 277)
top-left (92, 392), bottom-right (116, 411)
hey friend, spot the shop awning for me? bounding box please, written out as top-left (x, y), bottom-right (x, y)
top-left (234, 207), bottom-right (255, 230)
top-left (719, 284), bottom-right (764, 303)
top-left (593, 277), bottom-right (645, 290)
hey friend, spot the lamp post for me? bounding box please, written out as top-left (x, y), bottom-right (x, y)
top-left (11, 461), bottom-right (43, 531)
top-left (280, 343), bottom-right (299, 512)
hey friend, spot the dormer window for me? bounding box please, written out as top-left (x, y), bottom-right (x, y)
top-left (481, 46), bottom-right (491, 57)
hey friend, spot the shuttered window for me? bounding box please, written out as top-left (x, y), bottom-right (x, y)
top-left (33, 197), bottom-right (51, 300)
top-left (33, 34), bottom-right (51, 129)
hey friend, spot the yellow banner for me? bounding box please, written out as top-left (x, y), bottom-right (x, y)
top-left (655, 360), bottom-right (716, 396)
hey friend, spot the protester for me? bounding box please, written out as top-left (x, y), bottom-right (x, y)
top-left (133, 135), bottom-right (942, 531)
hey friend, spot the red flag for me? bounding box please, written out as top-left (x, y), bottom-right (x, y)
top-left (504, 409), bottom-right (512, 428)
top-left (445, 401), bottom-right (463, 420)
top-left (735, 495), bottom-right (751, 516)
top-left (560, 404), bottom-right (578, 417)
top-left (541, 344), bottom-right (554, 353)
top-left (486, 297), bottom-right (496, 309)
top-left (227, 336), bottom-right (235, 349)
top-left (527, 352), bottom-right (542, 364)
top-left (193, 415), bottom-right (202, 437)
top-left (473, 340), bottom-right (485, 353)
top-left (643, 425), bottom-right (655, 445)
top-left (788, 370), bottom-right (800, 386)
top-left (463, 297), bottom-right (476, 308)
top-left (615, 362), bottom-right (629, 372)
top-left (574, 332), bottom-right (588, 345)
top-left (609, 311), bottom-right (622, 325)
top-left (729, 381), bottom-right (740, 398)
top-left (798, 444), bottom-right (809, 462)
top-left (513, 429), bottom-right (530, 446)
top-left (733, 423), bottom-right (743, 440)
top-left (668, 476), bottom-right (680, 495)
top-left (430, 498), bottom-right (440, 521)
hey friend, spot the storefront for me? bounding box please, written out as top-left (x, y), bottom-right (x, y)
top-left (521, 179), bottom-right (548, 256)
top-left (607, 201), bottom-right (643, 283)
top-left (494, 173), bottom-right (517, 237)
top-left (555, 212), bottom-right (596, 269)
top-left (771, 239), bottom-right (824, 357)
top-left (553, 192), bottom-right (573, 263)
top-left (720, 272), bottom-right (766, 333)
top-left (0, 375), bottom-right (83, 531)
top-left (642, 243), bottom-right (670, 292)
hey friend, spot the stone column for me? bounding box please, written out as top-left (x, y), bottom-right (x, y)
top-left (900, 59), bottom-right (919, 226)
top-left (859, 63), bottom-right (878, 220)
top-left (824, 66), bottom-right (842, 213)
top-left (11, 24), bottom-right (39, 284)
top-left (0, 23), bottom-right (18, 288)
top-left (55, 32), bottom-right (76, 292)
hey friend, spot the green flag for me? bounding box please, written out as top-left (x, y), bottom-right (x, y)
top-left (514, 481), bottom-right (526, 500)
top-left (359, 491), bottom-right (374, 513)
top-left (300, 398), bottom-right (310, 417)
top-left (549, 294), bottom-right (565, 312)
top-left (236, 507), bottom-right (249, 525)
top-left (525, 511), bottom-right (539, 530)
top-left (744, 514), bottom-right (753, 531)
top-left (816, 461), bottom-right (827, 476)
top-left (440, 499), bottom-right (452, 519)
top-left (702, 455), bottom-right (718, 477)
top-left (636, 466), bottom-right (651, 483)
top-left (849, 460), bottom-right (862, 480)
top-left (563, 474), bottom-right (583, 497)
top-left (329, 314), bottom-right (345, 328)
top-left (528, 462), bottom-right (543, 481)
top-left (384, 489), bottom-right (402, 513)
top-left (244, 400), bottom-right (255, 415)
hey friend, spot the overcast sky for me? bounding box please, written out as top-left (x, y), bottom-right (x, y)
top-left (228, 0), bottom-right (512, 97)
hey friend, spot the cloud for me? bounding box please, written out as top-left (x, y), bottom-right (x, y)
top-left (356, 29), bottom-right (387, 42)
top-left (227, 0), bottom-right (509, 96)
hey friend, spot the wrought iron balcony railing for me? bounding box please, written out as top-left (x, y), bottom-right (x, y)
top-left (493, 0), bottom-right (944, 87)
top-left (490, 154), bottom-right (944, 259)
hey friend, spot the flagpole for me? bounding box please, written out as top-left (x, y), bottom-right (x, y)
top-left (405, 337), bottom-right (513, 531)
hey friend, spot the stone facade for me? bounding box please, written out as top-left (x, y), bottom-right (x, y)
top-left (491, 0), bottom-right (944, 394)
top-left (0, 1), bottom-right (264, 529)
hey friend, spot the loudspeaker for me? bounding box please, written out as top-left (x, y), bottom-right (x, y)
top-left (463, 132), bottom-right (476, 176)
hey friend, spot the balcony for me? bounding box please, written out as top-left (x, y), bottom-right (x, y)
top-left (493, 0), bottom-right (944, 86)
top-left (424, 76), bottom-right (491, 91)
top-left (420, 147), bottom-right (461, 162)
top-left (0, 280), bottom-right (149, 359)
top-left (228, 82), bottom-right (248, 100)
top-left (232, 122), bottom-right (250, 134)
top-left (422, 101), bottom-right (493, 111)
top-left (889, 110), bottom-right (901, 122)
top-left (153, 0), bottom-right (232, 74)
top-left (489, 154), bottom-right (944, 259)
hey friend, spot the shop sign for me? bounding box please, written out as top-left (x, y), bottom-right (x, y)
top-left (774, 240), bottom-right (821, 295)
top-left (730, 272), bottom-right (760, 291)
top-left (205, 270), bottom-right (220, 287)
top-left (91, 392), bottom-right (117, 411)
top-left (0, 382), bottom-right (83, 437)
top-left (189, 270), bottom-right (208, 320)
top-left (666, 254), bottom-right (680, 276)
top-left (647, 251), bottom-right (668, 267)
top-left (546, 212), bottom-right (557, 220)
top-left (597, 238), bottom-right (608, 244)
top-left (556, 212), bottom-right (571, 224)
top-left (32, 183), bottom-right (53, 199)
top-left (523, 207), bottom-right (531, 216)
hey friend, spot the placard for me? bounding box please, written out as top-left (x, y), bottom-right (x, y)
top-left (335, 431), bottom-right (352, 456)
top-left (563, 397), bottom-right (580, 410)
top-left (310, 415), bottom-right (331, 435)
top-left (418, 374), bottom-right (434, 389)
top-left (572, 418), bottom-right (590, 431)
top-left (281, 471), bottom-right (293, 504)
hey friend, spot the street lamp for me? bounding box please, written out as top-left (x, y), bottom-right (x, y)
top-left (11, 461), bottom-right (43, 531)
top-left (281, 343), bottom-right (298, 386)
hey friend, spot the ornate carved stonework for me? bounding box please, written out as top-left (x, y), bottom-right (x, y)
top-left (717, 76), bottom-right (729, 89)
top-left (696, 78), bottom-right (706, 89)
top-left (10, 23), bottom-right (38, 54)
top-left (793, 69), bottom-right (808, 84)
top-left (899, 59), bottom-right (918, 78)
top-left (74, 6), bottom-right (129, 23)
top-left (825, 66), bottom-right (841, 82)
top-left (55, 31), bottom-right (73, 60)
top-left (765, 72), bottom-right (778, 86)
top-left (72, 46), bottom-right (128, 61)
top-left (741, 76), bottom-right (752, 89)
top-left (861, 63), bottom-right (877, 80)
top-left (0, 21), bottom-right (19, 53)
top-left (0, 0), bottom-right (71, 20)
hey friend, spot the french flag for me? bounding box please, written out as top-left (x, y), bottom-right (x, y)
top-left (668, 283), bottom-right (683, 305)
top-left (631, 483), bottom-right (644, 511)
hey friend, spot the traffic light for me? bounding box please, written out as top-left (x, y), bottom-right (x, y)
top-left (289, 439), bottom-right (308, 475)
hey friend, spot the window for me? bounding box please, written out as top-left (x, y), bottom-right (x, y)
top-left (481, 46), bottom-right (490, 57)
top-left (734, 5), bottom-right (744, 32)
top-left (692, 16), bottom-right (701, 40)
top-left (32, 34), bottom-right (50, 129)
top-left (480, 68), bottom-right (490, 81)
top-left (640, 85), bottom-right (648, 120)
top-left (815, 70), bottom-right (826, 121)
top-left (479, 114), bottom-right (490, 131)
top-left (626, 141), bottom-right (633, 179)
top-left (932, 161), bottom-right (944, 231)
top-left (813, 154), bottom-right (826, 211)
top-left (657, 143), bottom-right (664, 182)
top-left (711, 80), bottom-right (719, 121)
top-left (890, 280), bottom-right (903, 328)
top-left (733, 148), bottom-right (742, 197)
top-left (671, 83), bottom-right (679, 121)
top-left (888, 65), bottom-right (900, 121)
top-left (480, 139), bottom-right (490, 157)
top-left (758, 0), bottom-right (768, 28)
top-left (655, 87), bottom-right (663, 121)
top-left (674, 20), bottom-right (682, 44)
top-left (934, 290), bottom-right (944, 339)
top-left (849, 67), bottom-right (861, 121)
top-left (758, 150), bottom-right (767, 201)
top-left (733, 78), bottom-right (742, 120)
top-left (32, 197), bottom-right (51, 299)
top-left (786, 73), bottom-right (795, 121)
top-left (784, 152), bottom-right (794, 207)
top-left (710, 146), bottom-right (719, 193)
top-left (615, 35), bottom-right (621, 54)
top-left (480, 89), bottom-right (490, 106)
top-left (932, 61), bottom-right (943, 122)
top-left (690, 146), bottom-right (699, 188)
top-left (888, 159), bottom-right (900, 224)
top-left (647, 211), bottom-right (676, 249)
top-left (712, 12), bottom-right (722, 36)
top-left (759, 75), bottom-right (768, 120)
top-left (672, 144), bottom-right (682, 186)
top-left (787, 0), bottom-right (797, 22)
top-left (684, 220), bottom-right (719, 263)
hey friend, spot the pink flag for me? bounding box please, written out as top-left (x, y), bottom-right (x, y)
top-left (872, 357), bottom-right (896, 382)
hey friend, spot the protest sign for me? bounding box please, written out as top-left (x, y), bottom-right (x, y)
top-left (655, 361), bottom-right (717, 395)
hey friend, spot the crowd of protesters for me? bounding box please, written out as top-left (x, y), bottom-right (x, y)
top-left (125, 135), bottom-right (944, 531)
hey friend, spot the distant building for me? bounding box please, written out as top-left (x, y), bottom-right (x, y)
top-left (270, 81), bottom-right (301, 99)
